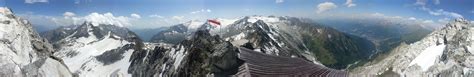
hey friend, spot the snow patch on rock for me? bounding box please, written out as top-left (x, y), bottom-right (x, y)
top-left (409, 44), bottom-right (446, 71)
top-left (75, 49), bottom-right (134, 77)
top-left (58, 32), bottom-right (131, 76)
top-left (171, 45), bottom-right (187, 70)
top-left (38, 58), bottom-right (73, 77)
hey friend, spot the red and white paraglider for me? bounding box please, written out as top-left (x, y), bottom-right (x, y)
top-left (203, 19), bottom-right (221, 31)
top-left (208, 19), bottom-right (221, 27)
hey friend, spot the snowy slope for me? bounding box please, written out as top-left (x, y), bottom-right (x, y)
top-left (45, 20), bottom-right (144, 76)
top-left (57, 32), bottom-right (130, 73)
top-left (183, 20), bottom-right (204, 31)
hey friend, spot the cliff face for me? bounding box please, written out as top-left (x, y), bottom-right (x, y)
top-left (0, 7), bottom-right (72, 77)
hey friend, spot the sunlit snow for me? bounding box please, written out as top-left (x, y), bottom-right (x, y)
top-left (247, 16), bottom-right (280, 23)
top-left (61, 32), bottom-right (130, 76)
top-left (409, 44), bottom-right (446, 71)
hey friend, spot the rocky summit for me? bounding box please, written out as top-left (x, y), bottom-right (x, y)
top-left (0, 7), bottom-right (72, 77)
top-left (129, 30), bottom-right (243, 77)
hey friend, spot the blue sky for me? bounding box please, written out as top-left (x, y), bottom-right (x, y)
top-left (1, 0), bottom-right (473, 29)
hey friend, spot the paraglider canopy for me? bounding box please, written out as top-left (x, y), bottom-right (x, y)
top-left (208, 19), bottom-right (221, 27)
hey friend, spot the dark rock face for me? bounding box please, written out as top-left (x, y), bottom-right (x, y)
top-left (40, 25), bottom-right (77, 44)
top-left (129, 30), bottom-right (243, 77)
top-left (211, 41), bottom-right (243, 75)
top-left (128, 46), bottom-right (166, 77)
top-left (95, 44), bottom-right (135, 65)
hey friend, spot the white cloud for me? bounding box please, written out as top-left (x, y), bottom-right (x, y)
top-left (435, 9), bottom-right (463, 18)
top-left (415, 0), bottom-right (427, 5)
top-left (437, 18), bottom-right (450, 24)
top-left (130, 13), bottom-right (141, 19)
top-left (20, 12), bottom-right (184, 29)
top-left (423, 20), bottom-right (434, 24)
top-left (434, 0), bottom-right (440, 5)
top-left (421, 7), bottom-right (463, 18)
top-left (190, 9), bottom-right (212, 14)
top-left (148, 14), bottom-right (163, 18)
top-left (171, 16), bottom-right (184, 21)
top-left (392, 16), bottom-right (402, 19)
top-left (371, 12), bottom-right (384, 17)
top-left (314, 13), bottom-right (446, 30)
top-left (447, 12), bottom-right (463, 18)
top-left (276, 0), bottom-right (284, 4)
top-left (428, 11), bottom-right (441, 16)
top-left (408, 17), bottom-right (417, 20)
top-left (244, 8), bottom-right (251, 11)
top-left (25, 0), bottom-right (48, 4)
top-left (415, 0), bottom-right (440, 5)
top-left (84, 12), bottom-right (131, 27)
top-left (316, 2), bottom-right (337, 14)
top-left (344, 0), bottom-right (356, 7)
top-left (63, 12), bottom-right (76, 17)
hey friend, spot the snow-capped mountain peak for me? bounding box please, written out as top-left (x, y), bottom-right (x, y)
top-left (0, 7), bottom-right (13, 15)
top-left (445, 18), bottom-right (470, 30)
top-left (215, 18), bottom-right (238, 27)
top-left (182, 20), bottom-right (204, 30)
top-left (41, 19), bottom-right (144, 76)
